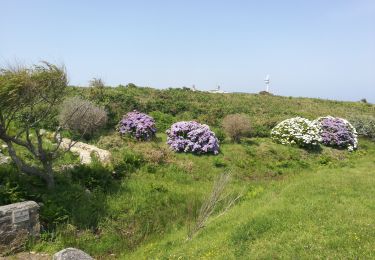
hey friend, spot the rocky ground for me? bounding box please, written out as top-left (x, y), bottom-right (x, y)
top-left (0, 252), bottom-right (50, 260)
top-left (60, 138), bottom-right (111, 165)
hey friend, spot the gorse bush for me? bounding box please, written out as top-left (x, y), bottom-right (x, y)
top-left (149, 111), bottom-right (176, 132)
top-left (118, 111), bottom-right (156, 141)
top-left (271, 117), bottom-right (321, 148)
top-left (349, 115), bottom-right (375, 141)
top-left (314, 116), bottom-right (358, 151)
top-left (59, 96), bottom-right (108, 137)
top-left (166, 121), bottom-right (220, 154)
top-left (222, 114), bottom-right (251, 142)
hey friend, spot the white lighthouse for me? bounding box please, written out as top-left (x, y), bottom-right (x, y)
top-left (264, 74), bottom-right (270, 92)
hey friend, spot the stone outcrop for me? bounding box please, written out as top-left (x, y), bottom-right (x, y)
top-left (0, 201), bottom-right (40, 256)
top-left (53, 248), bottom-right (93, 260)
top-left (60, 138), bottom-right (111, 165)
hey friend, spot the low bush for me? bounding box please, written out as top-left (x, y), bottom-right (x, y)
top-left (314, 116), bottom-right (358, 151)
top-left (97, 134), bottom-right (125, 149)
top-left (118, 111), bottom-right (156, 141)
top-left (149, 111), bottom-right (176, 132)
top-left (349, 115), bottom-right (375, 141)
top-left (271, 117), bottom-right (321, 149)
top-left (222, 114), bottom-right (251, 142)
top-left (211, 127), bottom-right (226, 143)
top-left (59, 96), bottom-right (108, 138)
top-left (111, 148), bottom-right (144, 177)
top-left (166, 121), bottom-right (220, 154)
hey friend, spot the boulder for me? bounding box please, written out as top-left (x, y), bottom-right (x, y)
top-left (60, 138), bottom-right (111, 165)
top-left (53, 248), bottom-right (93, 260)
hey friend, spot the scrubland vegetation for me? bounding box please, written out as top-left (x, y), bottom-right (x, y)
top-left (1, 63), bottom-right (375, 258)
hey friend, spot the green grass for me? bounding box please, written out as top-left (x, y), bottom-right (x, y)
top-left (16, 135), bottom-right (374, 259)
top-left (1, 86), bottom-right (375, 258)
top-left (126, 139), bottom-right (375, 259)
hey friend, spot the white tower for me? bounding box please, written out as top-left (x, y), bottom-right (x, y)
top-left (264, 74), bottom-right (270, 92)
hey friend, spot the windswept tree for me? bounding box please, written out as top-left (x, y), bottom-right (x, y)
top-left (0, 62), bottom-right (98, 188)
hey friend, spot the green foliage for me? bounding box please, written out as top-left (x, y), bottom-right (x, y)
top-left (68, 162), bottom-right (114, 191)
top-left (212, 157), bottom-right (227, 168)
top-left (3, 83), bottom-right (375, 258)
top-left (0, 162), bottom-right (115, 230)
top-left (59, 96), bottom-right (108, 139)
top-left (111, 148), bottom-right (144, 178)
top-left (222, 114), bottom-right (251, 142)
top-left (70, 85), bottom-right (375, 138)
top-left (350, 115), bottom-right (375, 141)
top-left (126, 140), bottom-right (375, 259)
top-left (211, 127), bottom-right (226, 143)
top-left (0, 165), bottom-right (30, 204)
top-left (149, 111), bottom-right (176, 132)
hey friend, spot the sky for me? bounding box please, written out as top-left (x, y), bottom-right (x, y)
top-left (1, 0), bottom-right (375, 103)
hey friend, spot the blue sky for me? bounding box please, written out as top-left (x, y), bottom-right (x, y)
top-left (1, 0), bottom-right (374, 102)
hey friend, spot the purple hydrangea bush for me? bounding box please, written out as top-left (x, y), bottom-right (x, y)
top-left (166, 121), bottom-right (220, 154)
top-left (314, 116), bottom-right (358, 151)
top-left (118, 111), bottom-right (156, 140)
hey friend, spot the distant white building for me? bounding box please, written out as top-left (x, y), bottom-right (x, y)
top-left (208, 85), bottom-right (228, 94)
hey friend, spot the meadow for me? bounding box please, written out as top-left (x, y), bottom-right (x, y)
top-left (1, 83), bottom-right (375, 258)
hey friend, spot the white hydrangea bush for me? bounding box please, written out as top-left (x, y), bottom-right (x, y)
top-left (271, 117), bottom-right (322, 148)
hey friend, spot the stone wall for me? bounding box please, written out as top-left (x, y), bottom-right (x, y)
top-left (0, 201), bottom-right (40, 256)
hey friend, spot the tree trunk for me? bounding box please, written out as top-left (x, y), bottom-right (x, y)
top-left (6, 141), bottom-right (55, 189)
top-left (42, 160), bottom-right (55, 189)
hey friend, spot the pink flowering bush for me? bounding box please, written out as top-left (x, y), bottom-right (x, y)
top-left (118, 111), bottom-right (156, 141)
top-left (314, 116), bottom-right (358, 151)
top-left (166, 121), bottom-right (219, 154)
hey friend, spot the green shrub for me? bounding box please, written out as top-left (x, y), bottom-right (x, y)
top-left (211, 127), bottom-right (226, 143)
top-left (97, 133), bottom-right (125, 149)
top-left (68, 162), bottom-right (114, 191)
top-left (112, 148), bottom-right (144, 177)
top-left (222, 114), bottom-right (251, 142)
top-left (59, 96), bottom-right (108, 139)
top-left (349, 115), bottom-right (375, 141)
top-left (149, 111), bottom-right (176, 132)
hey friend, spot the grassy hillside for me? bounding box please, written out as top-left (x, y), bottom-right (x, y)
top-left (20, 134), bottom-right (374, 259)
top-left (127, 139), bottom-right (375, 259)
top-left (1, 86), bottom-right (375, 258)
top-left (70, 85), bottom-right (374, 137)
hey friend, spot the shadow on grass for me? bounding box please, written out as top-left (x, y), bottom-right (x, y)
top-left (304, 145), bottom-right (323, 154)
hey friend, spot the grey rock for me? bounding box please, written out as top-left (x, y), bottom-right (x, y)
top-left (0, 153), bottom-right (10, 165)
top-left (53, 248), bottom-right (93, 260)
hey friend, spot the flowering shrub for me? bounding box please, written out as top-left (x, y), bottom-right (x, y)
top-left (271, 117), bottom-right (321, 148)
top-left (118, 111), bottom-right (156, 140)
top-left (314, 116), bottom-right (358, 151)
top-left (166, 121), bottom-right (219, 154)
